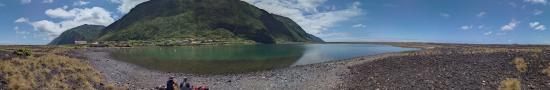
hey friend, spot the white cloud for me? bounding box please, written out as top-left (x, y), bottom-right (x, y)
top-left (21, 0), bottom-right (31, 4)
top-left (477, 12), bottom-right (486, 18)
top-left (242, 0), bottom-right (363, 34)
top-left (45, 8), bottom-right (76, 19)
top-left (110, 0), bottom-right (149, 13)
top-left (534, 25), bottom-right (546, 31)
top-left (352, 24), bottom-right (366, 28)
top-left (14, 17), bottom-right (29, 23)
top-left (501, 20), bottom-right (519, 31)
top-left (43, 0), bottom-right (53, 3)
top-left (484, 31), bottom-right (493, 35)
top-left (529, 22), bottom-right (541, 27)
top-left (529, 22), bottom-right (546, 31)
top-left (534, 9), bottom-right (544, 15)
top-left (460, 25), bottom-right (474, 30)
top-left (478, 25), bottom-right (485, 29)
top-left (73, 1), bottom-right (90, 6)
top-left (525, 0), bottom-right (547, 5)
top-left (440, 13), bottom-right (451, 18)
top-left (30, 7), bottom-right (115, 39)
top-left (31, 20), bottom-right (60, 33)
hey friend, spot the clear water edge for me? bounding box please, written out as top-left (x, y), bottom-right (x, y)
top-left (110, 44), bottom-right (418, 74)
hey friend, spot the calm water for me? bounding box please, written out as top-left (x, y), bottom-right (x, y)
top-left (110, 44), bottom-right (417, 74)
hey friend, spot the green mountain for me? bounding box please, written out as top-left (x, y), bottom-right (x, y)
top-left (98, 0), bottom-right (323, 44)
top-left (49, 25), bottom-right (105, 45)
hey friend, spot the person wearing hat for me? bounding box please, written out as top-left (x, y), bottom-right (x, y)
top-left (166, 76), bottom-right (178, 90)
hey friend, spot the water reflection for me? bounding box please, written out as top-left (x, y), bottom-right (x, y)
top-left (292, 44), bottom-right (418, 65)
top-left (111, 44), bottom-right (417, 74)
top-left (111, 45), bottom-right (305, 74)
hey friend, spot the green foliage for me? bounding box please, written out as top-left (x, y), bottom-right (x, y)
top-left (13, 48), bottom-right (32, 57)
top-left (49, 25), bottom-right (105, 45)
top-left (98, 0), bottom-right (323, 44)
top-left (273, 15), bottom-right (324, 42)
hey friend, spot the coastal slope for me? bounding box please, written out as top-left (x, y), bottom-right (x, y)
top-left (98, 0), bottom-right (324, 44)
top-left (49, 25), bottom-right (105, 45)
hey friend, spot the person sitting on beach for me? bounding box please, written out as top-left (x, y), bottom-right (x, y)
top-left (179, 77), bottom-right (191, 90)
top-left (180, 83), bottom-right (191, 90)
top-left (166, 76), bottom-right (178, 90)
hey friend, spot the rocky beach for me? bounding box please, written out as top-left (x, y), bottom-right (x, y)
top-left (71, 47), bottom-right (392, 89)
top-left (70, 43), bottom-right (550, 89)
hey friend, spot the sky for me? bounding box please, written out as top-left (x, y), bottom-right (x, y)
top-left (0, 0), bottom-right (549, 45)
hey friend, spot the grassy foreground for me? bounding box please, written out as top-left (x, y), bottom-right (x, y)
top-left (0, 46), bottom-right (121, 89)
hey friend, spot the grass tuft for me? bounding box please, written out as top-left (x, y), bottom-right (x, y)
top-left (511, 57), bottom-right (528, 73)
top-left (543, 63), bottom-right (550, 78)
top-left (0, 54), bottom-right (125, 89)
top-left (499, 78), bottom-right (521, 90)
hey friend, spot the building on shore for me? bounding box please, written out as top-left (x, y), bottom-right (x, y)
top-left (74, 41), bottom-right (87, 45)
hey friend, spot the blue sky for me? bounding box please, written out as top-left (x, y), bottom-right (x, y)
top-left (0, 0), bottom-right (549, 45)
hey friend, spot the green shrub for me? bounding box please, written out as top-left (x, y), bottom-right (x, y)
top-left (13, 48), bottom-right (32, 57)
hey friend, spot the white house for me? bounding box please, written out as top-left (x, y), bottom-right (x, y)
top-left (74, 41), bottom-right (87, 45)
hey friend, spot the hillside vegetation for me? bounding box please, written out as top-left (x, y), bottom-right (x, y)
top-left (49, 25), bottom-right (105, 45)
top-left (98, 0), bottom-right (323, 44)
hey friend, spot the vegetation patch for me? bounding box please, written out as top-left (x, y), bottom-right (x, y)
top-left (499, 78), bottom-right (521, 90)
top-left (0, 54), bottom-right (116, 89)
top-left (12, 48), bottom-right (32, 57)
top-left (511, 57), bottom-right (528, 73)
top-left (543, 63), bottom-right (550, 78)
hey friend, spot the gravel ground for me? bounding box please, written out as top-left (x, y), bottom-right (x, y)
top-left (0, 51), bottom-right (11, 60)
top-left (343, 48), bottom-right (550, 89)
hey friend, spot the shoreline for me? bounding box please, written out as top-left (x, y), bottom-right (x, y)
top-left (73, 43), bottom-right (550, 89)
top-left (73, 47), bottom-right (409, 89)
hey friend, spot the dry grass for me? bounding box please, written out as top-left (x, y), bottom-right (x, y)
top-left (511, 57), bottom-right (528, 73)
top-left (0, 54), bottom-right (102, 89)
top-left (0, 47), bottom-right (124, 90)
top-left (543, 63), bottom-right (550, 78)
top-left (499, 78), bottom-right (521, 90)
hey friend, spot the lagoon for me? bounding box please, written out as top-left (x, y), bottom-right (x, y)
top-left (110, 44), bottom-right (417, 74)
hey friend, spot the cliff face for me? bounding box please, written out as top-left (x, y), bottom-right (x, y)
top-left (98, 0), bottom-right (323, 44)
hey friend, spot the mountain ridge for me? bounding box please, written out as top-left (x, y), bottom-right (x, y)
top-left (48, 24), bottom-right (105, 45)
top-left (98, 0), bottom-right (323, 44)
